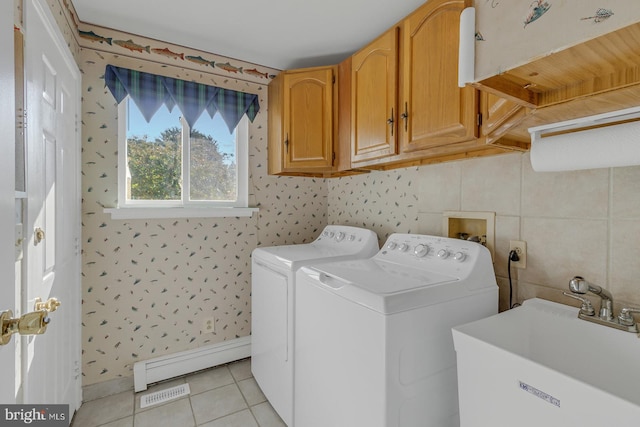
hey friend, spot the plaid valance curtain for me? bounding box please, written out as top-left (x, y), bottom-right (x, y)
top-left (104, 65), bottom-right (260, 132)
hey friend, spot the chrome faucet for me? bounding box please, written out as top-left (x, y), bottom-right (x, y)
top-left (567, 276), bottom-right (639, 334)
top-left (569, 276), bottom-right (614, 320)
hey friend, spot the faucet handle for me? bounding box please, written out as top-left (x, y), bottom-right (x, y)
top-left (563, 292), bottom-right (596, 316)
top-left (617, 307), bottom-right (640, 327)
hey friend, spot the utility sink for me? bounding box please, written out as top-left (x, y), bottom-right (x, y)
top-left (452, 298), bottom-right (640, 426)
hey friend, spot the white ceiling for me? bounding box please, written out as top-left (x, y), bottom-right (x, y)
top-left (72, 0), bottom-right (427, 70)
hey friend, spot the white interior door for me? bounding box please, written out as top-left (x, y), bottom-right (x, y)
top-left (0, 0), bottom-right (18, 405)
top-left (24, 0), bottom-right (81, 411)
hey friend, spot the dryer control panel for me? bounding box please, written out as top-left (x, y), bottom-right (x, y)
top-left (314, 225), bottom-right (378, 249)
top-left (377, 233), bottom-right (492, 276)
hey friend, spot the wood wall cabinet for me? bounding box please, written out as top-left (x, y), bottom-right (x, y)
top-left (268, 65), bottom-right (338, 176)
top-left (399, 0), bottom-right (477, 154)
top-left (266, 0), bottom-right (524, 176)
top-left (351, 27), bottom-right (399, 164)
top-left (351, 0), bottom-right (481, 169)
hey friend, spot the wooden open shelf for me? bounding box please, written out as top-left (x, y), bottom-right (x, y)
top-left (474, 20), bottom-right (640, 146)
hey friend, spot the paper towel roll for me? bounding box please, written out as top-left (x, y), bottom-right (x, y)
top-left (530, 120), bottom-right (640, 172)
top-left (458, 7), bottom-right (475, 87)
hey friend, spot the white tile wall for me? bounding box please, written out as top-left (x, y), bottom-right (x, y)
top-left (328, 151), bottom-right (640, 311)
top-left (461, 153), bottom-right (521, 215)
top-left (612, 167), bottom-right (640, 218)
top-left (521, 162), bottom-right (609, 218)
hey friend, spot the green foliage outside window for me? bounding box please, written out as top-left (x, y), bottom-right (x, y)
top-left (127, 126), bottom-right (236, 201)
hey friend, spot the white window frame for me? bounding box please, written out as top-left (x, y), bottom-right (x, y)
top-left (104, 98), bottom-right (257, 219)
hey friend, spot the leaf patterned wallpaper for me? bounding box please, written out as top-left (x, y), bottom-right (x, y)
top-left (80, 57), bottom-right (326, 385)
top-left (82, 58), bottom-right (328, 386)
top-left (44, 0), bottom-right (327, 387)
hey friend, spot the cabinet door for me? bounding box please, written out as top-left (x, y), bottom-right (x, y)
top-left (480, 92), bottom-right (526, 141)
top-left (351, 27), bottom-right (399, 164)
top-left (480, 91), bottom-right (530, 149)
top-left (283, 68), bottom-right (334, 170)
top-left (400, 0), bottom-right (477, 153)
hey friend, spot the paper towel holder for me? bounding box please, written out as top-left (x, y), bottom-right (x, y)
top-left (529, 106), bottom-right (640, 137)
top-left (458, 7), bottom-right (475, 88)
top-left (528, 106), bottom-right (640, 172)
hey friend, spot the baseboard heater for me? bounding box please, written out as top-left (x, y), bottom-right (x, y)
top-left (133, 336), bottom-right (251, 392)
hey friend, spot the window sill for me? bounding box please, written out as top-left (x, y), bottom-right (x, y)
top-left (104, 206), bottom-right (259, 220)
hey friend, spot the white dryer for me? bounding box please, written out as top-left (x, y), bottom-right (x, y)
top-left (251, 225), bottom-right (379, 426)
top-left (294, 233), bottom-right (498, 427)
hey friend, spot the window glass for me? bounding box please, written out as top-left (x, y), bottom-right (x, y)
top-left (189, 113), bottom-right (237, 202)
top-left (121, 97), bottom-right (247, 208)
top-left (126, 101), bottom-right (182, 201)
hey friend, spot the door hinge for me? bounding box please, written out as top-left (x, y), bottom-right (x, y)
top-left (16, 108), bottom-right (26, 130)
top-left (332, 75), bottom-right (336, 84)
top-left (332, 151), bottom-right (336, 165)
top-left (477, 113), bottom-right (483, 127)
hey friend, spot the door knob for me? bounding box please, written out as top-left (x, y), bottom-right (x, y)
top-left (34, 227), bottom-right (45, 245)
top-left (1, 309), bottom-right (49, 345)
top-left (0, 311), bottom-right (13, 345)
top-left (0, 298), bottom-right (61, 345)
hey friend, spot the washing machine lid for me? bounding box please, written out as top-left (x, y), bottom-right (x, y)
top-left (253, 244), bottom-right (348, 270)
top-left (300, 259), bottom-right (467, 314)
top-left (252, 225), bottom-right (379, 271)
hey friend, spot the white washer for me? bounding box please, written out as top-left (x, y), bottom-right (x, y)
top-left (294, 233), bottom-right (498, 427)
top-left (251, 225), bottom-right (379, 426)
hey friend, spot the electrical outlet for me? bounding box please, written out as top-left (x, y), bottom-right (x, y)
top-left (509, 240), bottom-right (527, 269)
top-left (201, 317), bottom-right (215, 334)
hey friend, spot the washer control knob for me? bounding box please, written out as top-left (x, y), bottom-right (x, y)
top-left (386, 241), bottom-right (397, 250)
top-left (327, 231), bottom-right (335, 238)
top-left (437, 249), bottom-right (449, 259)
top-left (414, 244), bottom-right (429, 257)
top-left (335, 232), bottom-right (345, 242)
top-left (348, 234), bottom-right (356, 241)
top-left (453, 252), bottom-right (466, 262)
top-left (398, 243), bottom-right (409, 252)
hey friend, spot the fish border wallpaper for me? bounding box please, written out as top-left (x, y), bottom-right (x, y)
top-left (77, 30), bottom-right (275, 83)
top-left (39, 0), bottom-right (328, 388)
top-left (474, 1), bottom-right (639, 81)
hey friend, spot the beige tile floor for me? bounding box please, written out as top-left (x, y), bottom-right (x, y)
top-left (71, 359), bottom-right (286, 427)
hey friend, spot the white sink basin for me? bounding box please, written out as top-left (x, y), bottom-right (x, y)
top-left (453, 298), bottom-right (640, 426)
